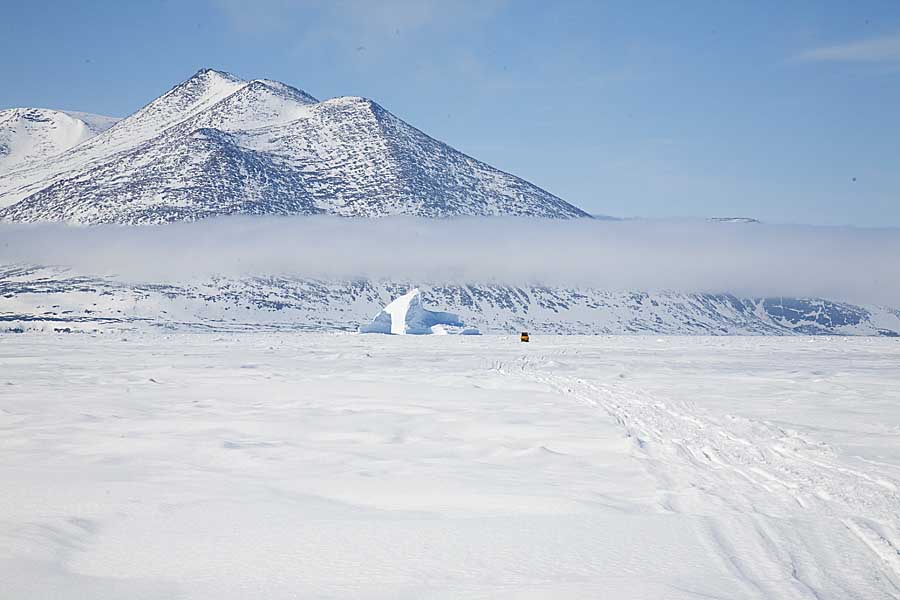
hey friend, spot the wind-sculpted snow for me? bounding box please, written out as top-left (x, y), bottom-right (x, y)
top-left (0, 69), bottom-right (586, 222)
top-left (2, 334), bottom-right (899, 597)
top-left (2, 266), bottom-right (898, 335)
top-left (359, 288), bottom-right (478, 334)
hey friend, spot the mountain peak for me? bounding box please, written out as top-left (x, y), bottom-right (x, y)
top-left (0, 108), bottom-right (118, 174)
top-left (0, 69), bottom-right (589, 223)
top-left (191, 68), bottom-right (243, 82)
top-left (171, 69), bottom-right (244, 99)
top-left (324, 96), bottom-right (377, 108)
top-left (246, 79), bottom-right (318, 104)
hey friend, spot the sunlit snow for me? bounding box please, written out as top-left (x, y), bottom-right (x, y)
top-left (1, 333), bottom-right (898, 598)
top-left (359, 288), bottom-right (480, 335)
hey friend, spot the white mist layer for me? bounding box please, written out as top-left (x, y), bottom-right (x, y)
top-left (0, 216), bottom-right (898, 305)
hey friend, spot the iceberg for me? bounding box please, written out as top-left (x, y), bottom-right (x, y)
top-left (359, 289), bottom-right (480, 335)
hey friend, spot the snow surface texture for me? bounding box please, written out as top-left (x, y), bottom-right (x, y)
top-left (1, 334), bottom-right (899, 598)
top-left (0, 69), bottom-right (587, 223)
top-left (2, 266), bottom-right (899, 336)
top-left (0, 108), bottom-right (118, 173)
top-left (359, 288), bottom-right (479, 335)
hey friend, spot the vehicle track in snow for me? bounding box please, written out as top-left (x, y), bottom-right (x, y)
top-left (497, 353), bottom-right (900, 598)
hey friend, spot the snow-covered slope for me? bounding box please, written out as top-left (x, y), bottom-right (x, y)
top-left (0, 69), bottom-right (247, 207)
top-left (2, 266), bottom-right (898, 336)
top-left (0, 108), bottom-right (118, 173)
top-left (2, 128), bottom-right (323, 223)
top-left (0, 69), bottom-right (587, 222)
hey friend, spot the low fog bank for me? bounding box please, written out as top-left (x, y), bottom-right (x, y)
top-left (1, 216), bottom-right (898, 306)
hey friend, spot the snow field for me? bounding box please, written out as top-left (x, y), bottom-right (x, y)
top-left (0, 334), bottom-right (898, 598)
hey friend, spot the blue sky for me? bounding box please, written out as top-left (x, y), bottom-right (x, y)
top-left (2, 0), bottom-right (898, 226)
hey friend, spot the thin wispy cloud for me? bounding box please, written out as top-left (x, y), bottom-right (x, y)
top-left (796, 33), bottom-right (900, 63)
top-left (1, 216), bottom-right (898, 306)
top-left (214, 0), bottom-right (503, 39)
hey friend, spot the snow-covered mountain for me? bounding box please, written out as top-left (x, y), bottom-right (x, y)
top-left (0, 108), bottom-right (118, 173)
top-left (0, 69), bottom-right (587, 223)
top-left (2, 266), bottom-right (898, 336)
top-left (3, 70), bottom-right (894, 337)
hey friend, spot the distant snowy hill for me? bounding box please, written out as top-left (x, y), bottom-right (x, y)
top-left (0, 108), bottom-right (118, 173)
top-left (2, 266), bottom-right (898, 336)
top-left (0, 69), bottom-right (587, 223)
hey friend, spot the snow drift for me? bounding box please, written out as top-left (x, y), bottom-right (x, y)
top-left (359, 288), bottom-right (480, 335)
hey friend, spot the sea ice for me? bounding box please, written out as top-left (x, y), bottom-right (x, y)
top-left (359, 288), bottom-right (480, 335)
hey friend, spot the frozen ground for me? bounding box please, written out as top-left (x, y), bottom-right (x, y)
top-left (1, 334), bottom-right (899, 599)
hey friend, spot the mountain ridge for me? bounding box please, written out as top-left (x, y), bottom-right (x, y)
top-left (0, 68), bottom-right (588, 222)
top-left (2, 266), bottom-right (898, 336)
top-left (5, 70), bottom-right (881, 337)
